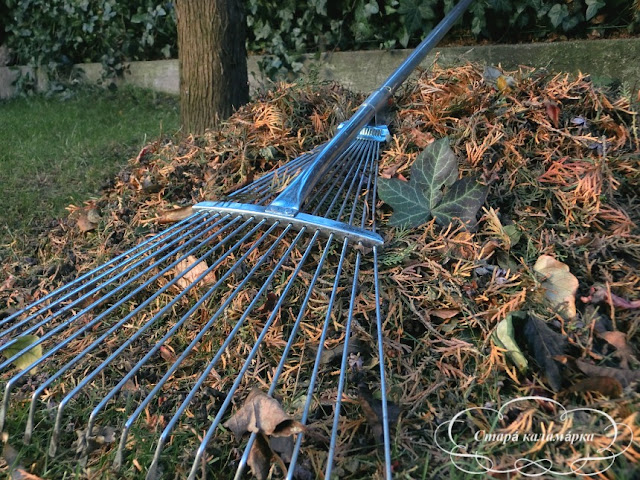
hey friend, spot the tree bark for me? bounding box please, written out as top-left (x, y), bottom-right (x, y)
top-left (175, 0), bottom-right (249, 135)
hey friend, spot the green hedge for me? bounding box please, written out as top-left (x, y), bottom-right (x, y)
top-left (4, 0), bottom-right (177, 80)
top-left (4, 0), bottom-right (639, 83)
top-left (247, 0), bottom-right (639, 75)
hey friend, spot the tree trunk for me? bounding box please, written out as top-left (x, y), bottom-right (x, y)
top-left (175, 0), bottom-right (249, 135)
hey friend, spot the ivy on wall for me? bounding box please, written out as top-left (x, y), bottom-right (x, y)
top-left (4, 0), bottom-right (177, 87)
top-left (3, 0), bottom-right (639, 88)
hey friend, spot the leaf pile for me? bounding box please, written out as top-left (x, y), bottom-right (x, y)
top-left (1, 65), bottom-right (639, 478)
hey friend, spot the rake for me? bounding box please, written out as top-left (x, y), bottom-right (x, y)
top-left (0, 1), bottom-right (472, 478)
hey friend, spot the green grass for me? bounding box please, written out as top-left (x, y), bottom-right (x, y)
top-left (0, 86), bottom-right (179, 242)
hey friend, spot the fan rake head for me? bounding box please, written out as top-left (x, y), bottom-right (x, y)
top-left (0, 128), bottom-right (392, 479)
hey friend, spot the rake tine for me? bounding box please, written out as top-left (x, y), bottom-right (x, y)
top-left (44, 217), bottom-right (272, 453)
top-left (312, 140), bottom-right (370, 219)
top-left (338, 140), bottom-right (377, 223)
top-left (114, 221), bottom-right (302, 471)
top-left (233, 232), bottom-right (335, 479)
top-left (374, 246), bottom-right (392, 480)
top-left (326, 245), bottom-right (361, 479)
top-left (368, 143), bottom-right (393, 478)
top-left (0, 211), bottom-right (211, 333)
top-left (286, 236), bottom-right (351, 479)
top-left (183, 227), bottom-right (325, 480)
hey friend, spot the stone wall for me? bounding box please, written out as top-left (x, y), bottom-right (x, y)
top-left (1, 38), bottom-right (638, 99)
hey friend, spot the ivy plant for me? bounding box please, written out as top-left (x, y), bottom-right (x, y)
top-left (378, 137), bottom-right (487, 228)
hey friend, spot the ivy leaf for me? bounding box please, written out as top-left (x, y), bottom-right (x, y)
top-left (431, 177), bottom-right (488, 227)
top-left (585, 0), bottom-right (605, 21)
top-left (379, 137), bottom-right (487, 228)
top-left (524, 315), bottom-right (566, 391)
top-left (398, 0), bottom-right (434, 35)
top-left (414, 137), bottom-right (459, 211)
top-left (2, 335), bottom-right (43, 373)
top-left (377, 177), bottom-right (433, 228)
top-left (378, 137), bottom-right (457, 227)
top-left (548, 3), bottom-right (568, 28)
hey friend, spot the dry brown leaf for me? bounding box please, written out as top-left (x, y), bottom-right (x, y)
top-left (358, 389), bottom-right (401, 444)
top-left (581, 285), bottom-right (640, 310)
top-left (159, 345), bottom-right (177, 364)
top-left (544, 99), bottom-right (560, 127)
top-left (429, 309), bottom-right (460, 320)
top-left (174, 255), bottom-right (215, 289)
top-left (598, 331), bottom-right (636, 369)
top-left (76, 212), bottom-right (98, 232)
top-left (408, 128), bottom-right (434, 148)
top-left (534, 255), bottom-right (579, 319)
top-left (566, 376), bottom-right (623, 398)
top-left (86, 208), bottom-right (102, 224)
top-left (11, 469), bottom-right (45, 480)
top-left (574, 359), bottom-right (640, 388)
top-left (155, 206), bottom-right (193, 224)
top-left (247, 433), bottom-right (272, 480)
top-left (224, 388), bottom-right (305, 440)
top-left (319, 339), bottom-right (360, 365)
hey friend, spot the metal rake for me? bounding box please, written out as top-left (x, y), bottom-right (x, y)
top-left (0, 1), bottom-right (472, 478)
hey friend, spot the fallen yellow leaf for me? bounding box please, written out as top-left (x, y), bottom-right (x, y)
top-left (534, 255), bottom-right (579, 319)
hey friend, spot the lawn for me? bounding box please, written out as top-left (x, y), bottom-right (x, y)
top-left (0, 87), bottom-right (179, 244)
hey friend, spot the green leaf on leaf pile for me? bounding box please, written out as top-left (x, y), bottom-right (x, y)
top-left (493, 312), bottom-right (528, 372)
top-left (2, 335), bottom-right (42, 373)
top-left (378, 137), bottom-right (487, 228)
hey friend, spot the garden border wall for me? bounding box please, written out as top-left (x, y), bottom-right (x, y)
top-left (0, 38), bottom-right (638, 99)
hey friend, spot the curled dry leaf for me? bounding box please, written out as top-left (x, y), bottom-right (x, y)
top-left (224, 388), bottom-right (304, 439)
top-left (573, 359), bottom-right (640, 388)
top-left (598, 330), bottom-right (637, 369)
top-left (74, 425), bottom-right (116, 468)
top-left (566, 376), bottom-right (623, 398)
top-left (174, 255), bottom-right (216, 289)
top-left (533, 255), bottom-right (579, 319)
top-left (224, 389), bottom-right (305, 480)
top-left (159, 345), bottom-right (177, 364)
top-left (428, 309), bottom-right (460, 320)
top-left (76, 211), bottom-right (99, 232)
top-left (581, 285), bottom-right (640, 310)
top-left (155, 206), bottom-right (194, 224)
top-left (544, 99), bottom-right (560, 128)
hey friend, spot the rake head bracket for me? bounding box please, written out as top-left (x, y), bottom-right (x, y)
top-left (193, 201), bottom-right (385, 247)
